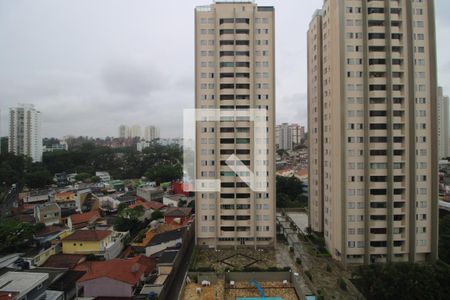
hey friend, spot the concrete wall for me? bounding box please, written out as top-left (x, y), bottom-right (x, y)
top-left (146, 238), bottom-right (182, 257)
top-left (79, 277), bottom-right (132, 298)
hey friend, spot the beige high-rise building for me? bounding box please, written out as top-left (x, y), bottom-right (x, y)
top-left (195, 1), bottom-right (276, 248)
top-left (308, 0), bottom-right (438, 265)
top-left (437, 86), bottom-right (449, 159)
top-left (144, 126), bottom-right (160, 141)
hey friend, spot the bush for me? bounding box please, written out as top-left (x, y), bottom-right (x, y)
top-left (296, 257), bottom-right (302, 265)
top-left (289, 246), bottom-right (294, 253)
top-left (326, 264), bottom-right (332, 272)
top-left (304, 270), bottom-right (312, 281)
top-left (338, 278), bottom-right (347, 291)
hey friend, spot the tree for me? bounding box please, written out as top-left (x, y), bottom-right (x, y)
top-left (352, 262), bottom-right (450, 300)
top-left (439, 214), bottom-right (450, 264)
top-left (276, 176), bottom-right (307, 208)
top-left (25, 169), bottom-right (53, 188)
top-left (119, 206), bottom-right (145, 220)
top-left (90, 176), bottom-right (101, 183)
top-left (75, 172), bottom-right (91, 182)
top-left (0, 219), bottom-right (43, 253)
top-left (144, 164), bottom-right (182, 183)
top-left (151, 210), bottom-right (164, 220)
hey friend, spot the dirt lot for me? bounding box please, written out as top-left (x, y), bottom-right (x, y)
top-left (182, 281), bottom-right (225, 300)
top-left (225, 281), bottom-right (298, 300)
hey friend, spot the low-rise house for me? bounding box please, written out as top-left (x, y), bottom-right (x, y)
top-left (62, 230), bottom-right (112, 256)
top-left (0, 272), bottom-right (49, 300)
top-left (129, 199), bottom-right (166, 220)
top-left (24, 189), bottom-right (53, 204)
top-left (95, 172), bottom-right (111, 182)
top-left (75, 256), bottom-right (156, 298)
top-left (34, 203), bottom-right (61, 226)
top-left (61, 230), bottom-right (126, 260)
top-left (67, 210), bottom-right (101, 230)
top-left (164, 207), bottom-right (192, 225)
top-left (137, 186), bottom-right (164, 202)
top-left (131, 223), bottom-right (184, 253)
top-left (54, 191), bottom-right (78, 210)
top-left (23, 243), bottom-right (62, 267)
top-left (42, 254), bottom-right (86, 269)
top-left (48, 270), bottom-right (86, 300)
top-left (145, 228), bottom-right (183, 257)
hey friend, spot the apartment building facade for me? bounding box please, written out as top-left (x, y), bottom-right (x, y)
top-left (195, 1), bottom-right (276, 248)
top-left (437, 86), bottom-right (449, 159)
top-left (308, 0), bottom-right (438, 265)
top-left (8, 104), bottom-right (43, 162)
top-left (144, 126), bottom-right (160, 141)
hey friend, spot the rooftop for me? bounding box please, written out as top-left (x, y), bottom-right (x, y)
top-left (129, 199), bottom-right (165, 211)
top-left (0, 272), bottom-right (48, 297)
top-left (164, 207), bottom-right (192, 217)
top-left (42, 254), bottom-right (86, 269)
top-left (69, 210), bottom-right (101, 225)
top-left (63, 230), bottom-right (112, 242)
top-left (76, 255), bottom-right (155, 285)
top-left (158, 250), bottom-right (178, 265)
top-left (149, 228), bottom-right (184, 246)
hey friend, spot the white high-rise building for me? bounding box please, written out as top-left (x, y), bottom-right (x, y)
top-left (144, 126), bottom-right (160, 141)
top-left (130, 125), bottom-right (141, 138)
top-left (9, 104), bottom-right (42, 162)
top-left (276, 123), bottom-right (292, 150)
top-left (437, 86), bottom-right (449, 159)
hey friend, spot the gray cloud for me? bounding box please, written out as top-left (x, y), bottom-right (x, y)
top-left (101, 61), bottom-right (165, 97)
top-left (0, 0), bottom-right (449, 138)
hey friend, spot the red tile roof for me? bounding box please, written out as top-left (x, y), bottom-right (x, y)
top-left (129, 199), bottom-right (165, 211)
top-left (36, 225), bottom-right (66, 237)
top-left (63, 230), bottom-right (112, 242)
top-left (164, 207), bottom-right (192, 217)
top-left (42, 254), bottom-right (86, 269)
top-left (69, 210), bottom-right (100, 225)
top-left (76, 255), bottom-right (155, 285)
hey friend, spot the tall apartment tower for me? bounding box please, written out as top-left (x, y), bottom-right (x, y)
top-left (118, 125), bottom-right (128, 139)
top-left (9, 104), bottom-right (42, 162)
top-left (195, 1), bottom-right (276, 248)
top-left (437, 86), bottom-right (449, 159)
top-left (276, 123), bottom-right (292, 150)
top-left (144, 126), bottom-right (160, 141)
top-left (308, 0), bottom-right (438, 265)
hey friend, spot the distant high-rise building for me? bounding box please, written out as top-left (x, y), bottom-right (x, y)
top-left (437, 87), bottom-right (449, 159)
top-left (195, 0), bottom-right (276, 248)
top-left (118, 125), bottom-right (129, 139)
top-left (144, 126), bottom-right (160, 141)
top-left (290, 124), bottom-right (305, 145)
top-left (130, 125), bottom-right (141, 138)
top-left (276, 123), bottom-right (292, 150)
top-left (276, 123), bottom-right (305, 150)
top-left (9, 104), bottom-right (42, 162)
top-left (308, 0), bottom-right (438, 265)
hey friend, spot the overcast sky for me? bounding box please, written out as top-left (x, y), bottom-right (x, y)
top-left (0, 0), bottom-right (449, 138)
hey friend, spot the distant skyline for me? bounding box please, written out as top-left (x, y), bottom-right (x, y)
top-left (0, 0), bottom-right (449, 138)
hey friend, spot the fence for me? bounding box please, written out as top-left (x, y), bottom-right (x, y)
top-left (157, 222), bottom-right (195, 300)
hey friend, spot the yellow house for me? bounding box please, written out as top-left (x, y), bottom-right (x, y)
top-left (62, 230), bottom-right (112, 255)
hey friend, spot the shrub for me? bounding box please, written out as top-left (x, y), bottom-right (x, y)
top-left (296, 257), bottom-right (302, 265)
top-left (326, 264), bottom-right (332, 272)
top-left (338, 278), bottom-right (347, 291)
top-left (305, 270), bottom-right (312, 281)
